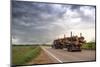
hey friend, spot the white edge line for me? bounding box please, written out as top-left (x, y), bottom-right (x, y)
top-left (40, 46), bottom-right (63, 63)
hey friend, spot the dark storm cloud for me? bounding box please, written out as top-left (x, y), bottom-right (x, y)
top-left (12, 1), bottom-right (68, 44)
top-left (12, 1), bottom-right (95, 44)
top-left (68, 5), bottom-right (95, 23)
top-left (70, 5), bottom-right (80, 11)
top-left (78, 6), bottom-right (95, 23)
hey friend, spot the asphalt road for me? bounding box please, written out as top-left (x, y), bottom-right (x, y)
top-left (41, 46), bottom-right (96, 63)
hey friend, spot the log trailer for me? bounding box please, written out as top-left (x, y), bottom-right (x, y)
top-left (52, 32), bottom-right (85, 52)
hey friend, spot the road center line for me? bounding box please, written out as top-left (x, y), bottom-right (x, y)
top-left (41, 46), bottom-right (63, 63)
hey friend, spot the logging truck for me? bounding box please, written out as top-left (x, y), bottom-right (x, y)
top-left (52, 32), bottom-right (86, 52)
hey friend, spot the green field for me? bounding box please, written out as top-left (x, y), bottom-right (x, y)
top-left (12, 45), bottom-right (41, 65)
top-left (82, 42), bottom-right (96, 50)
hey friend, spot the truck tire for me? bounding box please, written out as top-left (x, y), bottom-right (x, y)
top-left (68, 45), bottom-right (72, 52)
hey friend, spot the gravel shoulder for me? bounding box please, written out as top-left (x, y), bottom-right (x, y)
top-left (27, 49), bottom-right (56, 64)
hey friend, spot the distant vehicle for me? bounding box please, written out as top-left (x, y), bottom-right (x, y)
top-left (52, 32), bottom-right (86, 52)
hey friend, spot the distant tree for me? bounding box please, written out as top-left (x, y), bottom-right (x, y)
top-left (87, 41), bottom-right (95, 49)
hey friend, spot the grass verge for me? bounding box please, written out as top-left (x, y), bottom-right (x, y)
top-left (12, 45), bottom-right (41, 65)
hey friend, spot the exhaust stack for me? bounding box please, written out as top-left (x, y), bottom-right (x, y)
top-left (71, 32), bottom-right (72, 42)
top-left (71, 31), bottom-right (72, 37)
top-left (80, 33), bottom-right (82, 37)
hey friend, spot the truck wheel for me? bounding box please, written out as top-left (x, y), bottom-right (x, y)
top-left (68, 45), bottom-right (72, 52)
top-left (51, 45), bottom-right (53, 48)
top-left (69, 47), bottom-right (72, 52)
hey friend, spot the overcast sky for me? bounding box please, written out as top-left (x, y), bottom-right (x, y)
top-left (12, 1), bottom-right (95, 44)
